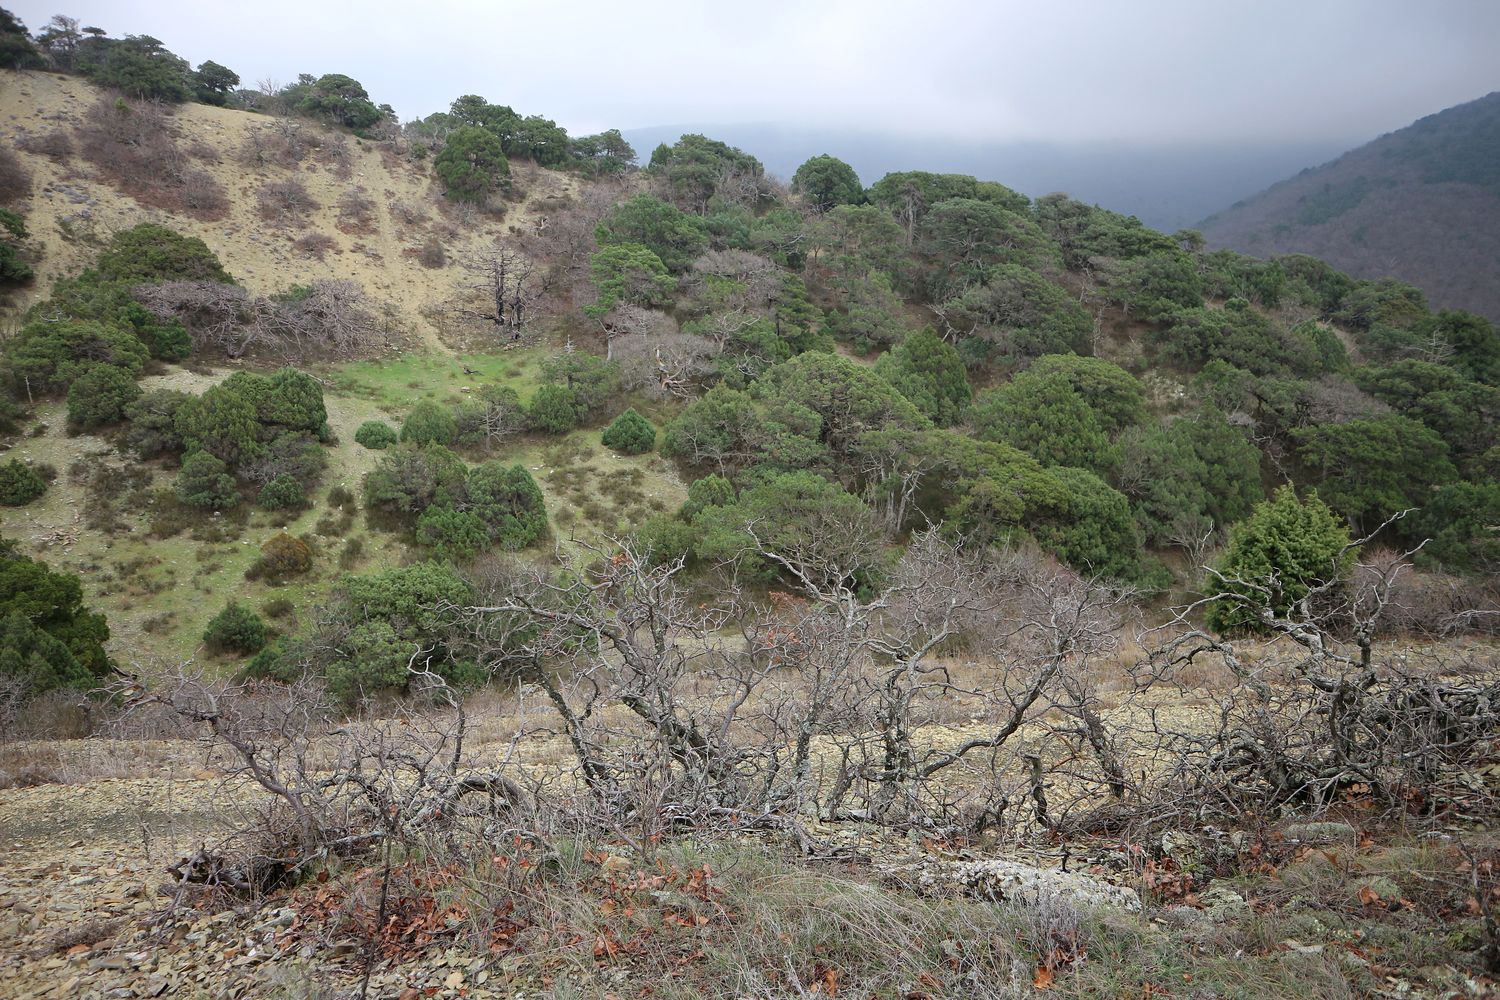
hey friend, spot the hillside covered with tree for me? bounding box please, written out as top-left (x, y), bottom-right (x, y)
top-left (2, 7), bottom-right (1500, 998)
top-left (1199, 90), bottom-right (1500, 321)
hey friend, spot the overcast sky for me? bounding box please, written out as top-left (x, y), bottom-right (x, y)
top-left (9, 0), bottom-right (1500, 145)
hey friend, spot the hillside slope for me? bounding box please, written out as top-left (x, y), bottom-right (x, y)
top-left (0, 71), bottom-right (573, 337)
top-left (1197, 91), bottom-right (1500, 321)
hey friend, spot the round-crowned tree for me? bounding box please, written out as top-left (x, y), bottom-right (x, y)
top-left (791, 154), bottom-right (864, 212)
top-left (601, 408), bottom-right (656, 454)
top-left (526, 384), bottom-right (581, 434)
top-left (465, 462), bottom-right (547, 549)
top-left (434, 126), bottom-right (509, 202)
top-left (874, 327), bottom-right (971, 427)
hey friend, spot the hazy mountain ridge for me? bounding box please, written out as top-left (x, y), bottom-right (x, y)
top-left (1198, 91), bottom-right (1500, 321)
top-left (624, 123), bottom-right (1347, 232)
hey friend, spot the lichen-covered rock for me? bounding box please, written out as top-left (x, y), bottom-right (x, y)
top-left (881, 858), bottom-right (1141, 912)
top-left (1199, 883), bottom-right (1252, 922)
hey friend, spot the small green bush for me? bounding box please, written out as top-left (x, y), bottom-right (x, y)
top-left (257, 473), bottom-right (307, 511)
top-left (399, 401), bottom-right (457, 446)
top-left (354, 420), bottom-right (398, 450)
top-left (681, 475), bottom-right (736, 519)
top-left (0, 459), bottom-right (47, 506)
top-left (202, 602), bottom-right (267, 655)
top-left (175, 450), bottom-right (239, 510)
top-left (415, 507), bottom-right (488, 561)
top-left (526, 384), bottom-right (581, 434)
top-left (601, 408), bottom-right (657, 454)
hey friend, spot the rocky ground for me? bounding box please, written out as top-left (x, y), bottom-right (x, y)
top-left (4, 750), bottom-right (1497, 1000)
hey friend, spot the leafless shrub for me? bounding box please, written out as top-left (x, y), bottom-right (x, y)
top-left (1132, 516), bottom-right (1500, 834)
top-left (261, 279), bottom-right (382, 358)
top-left (0, 674), bottom-right (26, 740)
top-left (1357, 550), bottom-right (1499, 637)
top-left (0, 145), bottom-right (31, 205)
top-left (294, 232), bottom-right (339, 260)
top-left (418, 237), bottom-right (445, 269)
top-left (185, 138), bottom-right (221, 164)
top-left (258, 178), bottom-right (318, 227)
top-left (135, 281), bottom-right (260, 357)
top-left (179, 167), bottom-right (230, 217)
top-left (0, 686), bottom-right (99, 743)
top-left (458, 531), bottom-right (1132, 838)
top-left (1303, 376), bottom-right (1392, 425)
top-left (239, 118), bottom-right (314, 169)
top-left (117, 665), bottom-right (527, 901)
top-left (75, 95), bottom-right (228, 220)
top-left (15, 129), bottom-right (72, 161)
top-left (137, 279), bottom-right (380, 361)
top-left (319, 133), bottom-right (354, 179)
top-left (29, 917), bottom-right (122, 958)
top-left (606, 308), bottom-right (715, 398)
top-left (519, 180), bottom-right (623, 307)
top-left (335, 189), bottom-right (376, 233)
top-left (387, 197), bottom-right (427, 226)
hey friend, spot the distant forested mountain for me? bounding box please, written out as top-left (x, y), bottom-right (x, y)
top-left (1199, 91), bottom-right (1500, 321)
top-left (624, 124), bottom-right (1345, 233)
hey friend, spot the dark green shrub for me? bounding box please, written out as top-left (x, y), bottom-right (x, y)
top-left (399, 400), bottom-right (457, 446)
top-left (415, 507), bottom-right (488, 561)
top-left (363, 443), bottom-right (467, 517)
top-left (175, 450), bottom-right (239, 510)
top-left (261, 597), bottom-right (295, 618)
top-left (634, 515), bottom-right (696, 564)
top-left (0, 540), bottom-right (112, 695)
top-left (601, 408), bottom-right (656, 454)
top-left (354, 420), bottom-right (398, 449)
top-left (0, 459), bottom-right (47, 506)
top-left (0, 396), bottom-right (25, 435)
top-left (141, 316), bottom-right (191, 362)
top-left (526, 384), bottom-right (581, 434)
top-left (465, 462), bottom-right (548, 550)
top-left (257, 473), bottom-right (307, 511)
top-left (66, 364), bottom-right (142, 430)
top-left (95, 223), bottom-right (233, 284)
top-left (123, 389), bottom-right (191, 458)
top-left (681, 475), bottom-right (736, 519)
top-left (6, 319), bottom-right (150, 393)
top-left (202, 602), bottom-right (267, 655)
top-left (1205, 486), bottom-right (1353, 634)
top-left (874, 328), bottom-right (971, 427)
